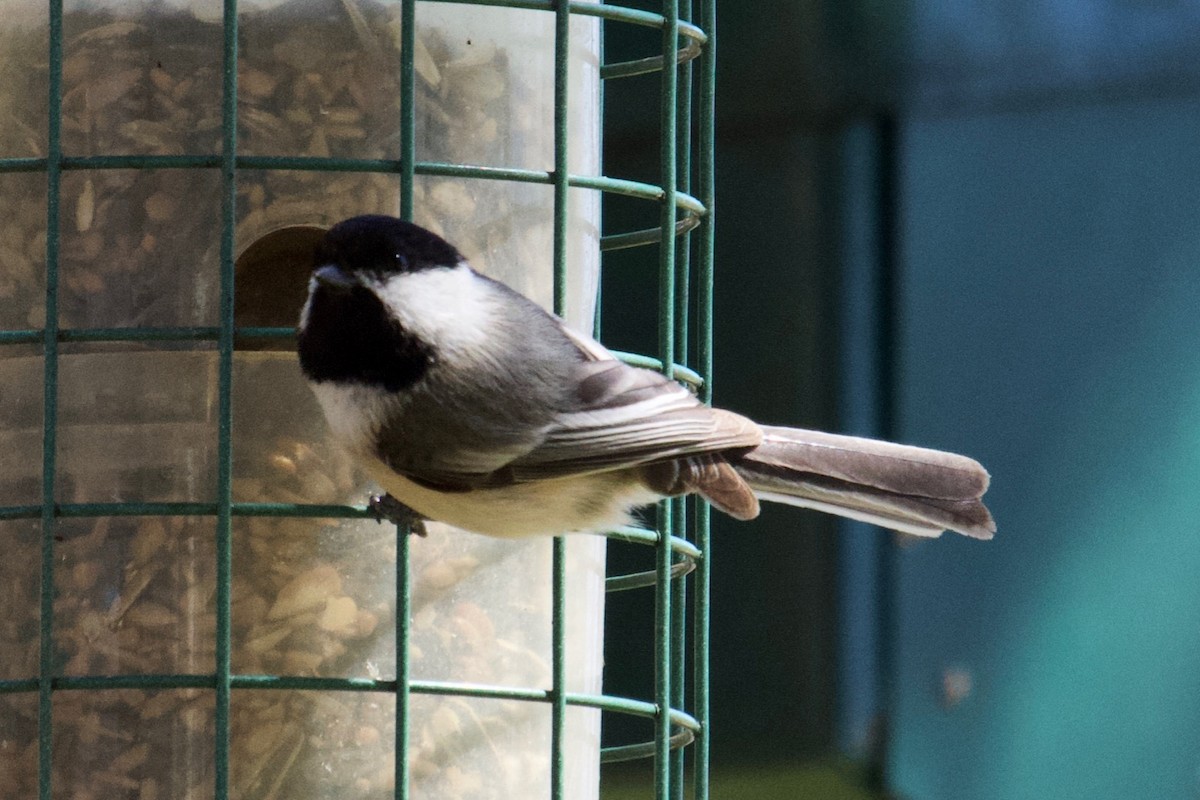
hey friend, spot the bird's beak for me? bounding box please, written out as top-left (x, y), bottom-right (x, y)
top-left (313, 264), bottom-right (356, 291)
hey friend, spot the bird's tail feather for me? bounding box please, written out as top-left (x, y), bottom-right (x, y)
top-left (730, 426), bottom-right (995, 539)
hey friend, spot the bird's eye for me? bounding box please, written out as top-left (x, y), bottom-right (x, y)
top-left (394, 253), bottom-right (408, 269)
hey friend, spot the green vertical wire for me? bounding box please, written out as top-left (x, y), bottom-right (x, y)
top-left (593, 6), bottom-right (605, 341)
top-left (552, 0), bottom-right (570, 317)
top-left (657, 14), bottom-right (679, 380)
top-left (396, 2), bottom-right (417, 798)
top-left (399, 0), bottom-right (416, 220)
top-left (38, 1), bottom-right (64, 798)
top-left (394, 520), bottom-right (411, 800)
top-left (672, 0), bottom-right (692, 376)
top-left (394, 526), bottom-right (411, 800)
top-left (215, 1), bottom-right (239, 798)
top-left (656, 2), bottom-right (679, 799)
top-left (550, 2), bottom-right (571, 799)
top-left (693, 0), bottom-right (715, 797)
top-left (668, 513), bottom-right (686, 800)
top-left (669, 0), bottom-right (692, 795)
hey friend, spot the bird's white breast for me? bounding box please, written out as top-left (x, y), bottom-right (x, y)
top-left (363, 455), bottom-right (662, 538)
top-left (309, 380), bottom-right (395, 456)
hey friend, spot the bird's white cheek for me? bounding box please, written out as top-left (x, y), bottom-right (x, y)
top-left (374, 265), bottom-right (497, 358)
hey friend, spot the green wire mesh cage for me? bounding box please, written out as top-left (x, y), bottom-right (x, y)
top-left (0, 0), bottom-right (715, 798)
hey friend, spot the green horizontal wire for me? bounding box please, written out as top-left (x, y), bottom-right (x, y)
top-left (0, 507), bottom-right (710, 543)
top-left (0, 666), bottom-right (703, 762)
top-left (601, 38), bottom-right (701, 80)
top-left (0, 326), bottom-right (292, 344)
top-left (606, 523), bottom-right (703, 593)
top-left (232, 326), bottom-right (296, 340)
top-left (607, 558), bottom-right (695, 593)
top-left (0, 504), bottom-right (40, 521)
top-left (64, 155), bottom-right (221, 170)
top-left (0, 327), bottom-right (214, 344)
top-left (0, 155), bottom-right (707, 212)
top-left (419, 0), bottom-right (707, 45)
top-left (0, 508), bottom-right (694, 591)
top-left (0, 672), bottom-right (698, 731)
top-left (601, 729), bottom-right (695, 765)
top-left (0, 157), bottom-right (48, 173)
top-left (600, 213), bottom-right (701, 251)
top-left (0, 162), bottom-right (706, 264)
top-left (603, 352), bottom-right (703, 386)
top-left (0, 331), bottom-right (704, 392)
top-left (606, 526), bottom-right (702, 559)
top-left (0, 156), bottom-right (706, 256)
top-left (0, 155), bottom-right (704, 209)
top-left (0, 501), bottom-right (371, 521)
top-left (0, 667), bottom-right (694, 764)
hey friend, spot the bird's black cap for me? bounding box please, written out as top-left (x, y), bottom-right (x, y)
top-left (315, 215), bottom-right (463, 277)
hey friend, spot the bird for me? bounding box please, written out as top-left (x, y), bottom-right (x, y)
top-left (296, 214), bottom-right (994, 541)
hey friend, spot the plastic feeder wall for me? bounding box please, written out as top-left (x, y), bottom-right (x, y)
top-left (0, 0), bottom-right (715, 798)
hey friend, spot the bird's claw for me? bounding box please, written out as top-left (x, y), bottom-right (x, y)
top-left (368, 493), bottom-right (429, 537)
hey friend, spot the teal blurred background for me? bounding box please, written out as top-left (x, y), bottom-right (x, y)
top-left (892, 88), bottom-right (1200, 800)
top-left (603, 2), bottom-right (1200, 797)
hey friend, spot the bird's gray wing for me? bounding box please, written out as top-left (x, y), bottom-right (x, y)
top-left (375, 319), bottom-right (759, 489)
top-left (505, 356), bottom-right (763, 480)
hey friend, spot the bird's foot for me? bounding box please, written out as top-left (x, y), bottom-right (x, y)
top-left (368, 493), bottom-right (429, 537)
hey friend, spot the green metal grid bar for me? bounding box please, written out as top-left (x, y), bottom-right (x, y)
top-left (38, 0), bottom-right (64, 797)
top-left (670, 0), bottom-right (694, 794)
top-left (0, 154), bottom-right (708, 258)
top-left (399, 0), bottom-right (416, 220)
top-left (1, 666), bottom-right (702, 763)
top-left (606, 526), bottom-right (701, 593)
top-left (215, 2), bottom-right (239, 797)
top-left (694, 1), bottom-right (715, 797)
top-left (394, 510), bottom-right (413, 800)
top-left (550, 1), bottom-right (571, 797)
top-left (0, 326), bottom-right (706, 389)
top-left (0, 501), bottom-right (374, 521)
top-left (606, 558), bottom-right (695, 593)
top-left (417, 0), bottom-right (709, 54)
top-left (0, 157), bottom-right (706, 261)
top-left (396, 0), bottom-right (418, 775)
top-left (0, 157), bottom-right (43, 173)
top-left (0, 154), bottom-right (704, 208)
top-left (656, 1), bottom-right (681, 797)
top-left (0, 671), bottom-right (695, 729)
top-left (396, 2), bottom-right (416, 798)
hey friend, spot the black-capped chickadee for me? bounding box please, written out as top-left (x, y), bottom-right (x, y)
top-left (297, 215), bottom-right (995, 540)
